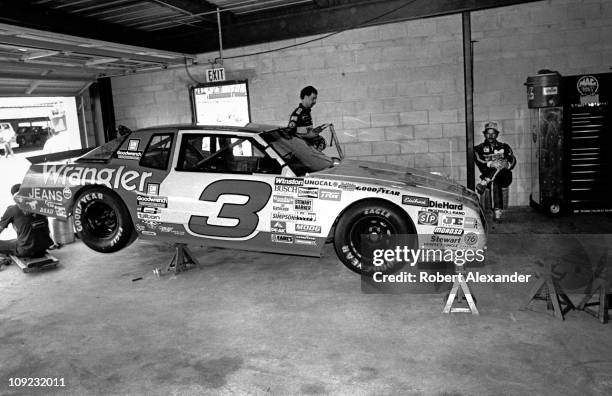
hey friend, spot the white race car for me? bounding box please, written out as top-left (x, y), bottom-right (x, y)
top-left (16, 123), bottom-right (486, 274)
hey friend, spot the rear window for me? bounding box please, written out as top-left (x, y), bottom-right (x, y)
top-left (76, 134), bottom-right (128, 163)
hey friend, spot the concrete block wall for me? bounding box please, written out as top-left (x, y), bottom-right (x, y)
top-left (112, 0), bottom-right (612, 206)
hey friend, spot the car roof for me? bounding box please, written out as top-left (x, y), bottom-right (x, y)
top-left (134, 123), bottom-right (283, 135)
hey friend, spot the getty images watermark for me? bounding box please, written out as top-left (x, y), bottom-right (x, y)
top-left (370, 246), bottom-right (532, 284)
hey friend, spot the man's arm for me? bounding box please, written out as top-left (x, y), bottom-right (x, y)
top-left (504, 143), bottom-right (517, 170)
top-left (0, 206), bottom-right (15, 235)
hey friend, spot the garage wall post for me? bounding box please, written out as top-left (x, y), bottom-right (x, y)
top-left (463, 11), bottom-right (475, 190)
top-left (97, 77), bottom-right (116, 142)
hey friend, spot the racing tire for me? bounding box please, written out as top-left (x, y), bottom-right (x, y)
top-left (333, 201), bottom-right (414, 275)
top-left (73, 187), bottom-right (136, 253)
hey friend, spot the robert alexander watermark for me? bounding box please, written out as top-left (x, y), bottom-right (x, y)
top-left (369, 246), bottom-right (530, 284)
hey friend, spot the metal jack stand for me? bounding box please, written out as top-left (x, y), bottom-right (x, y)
top-left (154, 243), bottom-right (201, 276)
top-left (443, 268), bottom-right (479, 315)
top-left (520, 261), bottom-right (575, 320)
top-left (577, 266), bottom-right (609, 324)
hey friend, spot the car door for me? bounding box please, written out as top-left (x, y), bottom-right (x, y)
top-left (159, 130), bottom-right (286, 252)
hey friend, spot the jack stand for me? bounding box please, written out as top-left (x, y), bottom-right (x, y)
top-left (520, 262), bottom-right (575, 320)
top-left (577, 267), bottom-right (609, 324)
top-left (443, 269), bottom-right (479, 315)
top-left (154, 243), bottom-right (201, 276)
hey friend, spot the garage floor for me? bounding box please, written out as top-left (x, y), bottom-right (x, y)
top-left (1, 208), bottom-right (612, 395)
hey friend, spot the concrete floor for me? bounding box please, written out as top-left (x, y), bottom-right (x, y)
top-left (1, 208), bottom-right (612, 395)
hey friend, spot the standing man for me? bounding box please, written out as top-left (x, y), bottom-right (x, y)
top-left (288, 86), bottom-right (326, 151)
top-left (474, 121), bottom-right (517, 222)
top-left (0, 184), bottom-right (54, 263)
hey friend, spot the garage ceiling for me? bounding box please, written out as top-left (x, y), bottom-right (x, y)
top-left (0, 0), bottom-right (537, 96)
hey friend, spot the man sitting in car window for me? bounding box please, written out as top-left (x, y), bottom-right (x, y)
top-left (0, 184), bottom-right (54, 264)
top-left (288, 86), bottom-right (326, 151)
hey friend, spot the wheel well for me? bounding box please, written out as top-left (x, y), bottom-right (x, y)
top-left (332, 198), bottom-right (417, 234)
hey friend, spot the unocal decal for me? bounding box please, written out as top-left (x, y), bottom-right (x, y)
top-left (42, 164), bottom-right (152, 192)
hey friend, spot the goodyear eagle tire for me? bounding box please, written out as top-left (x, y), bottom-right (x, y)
top-left (73, 188), bottom-right (135, 253)
top-left (333, 201), bottom-right (413, 275)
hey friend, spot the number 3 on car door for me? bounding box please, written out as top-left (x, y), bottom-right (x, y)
top-left (188, 180), bottom-right (272, 238)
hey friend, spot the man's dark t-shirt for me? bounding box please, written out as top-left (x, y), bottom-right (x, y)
top-left (0, 205), bottom-right (53, 256)
top-left (288, 104), bottom-right (313, 133)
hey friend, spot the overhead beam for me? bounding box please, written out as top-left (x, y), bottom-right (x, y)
top-left (151, 0), bottom-right (539, 53)
top-left (150, 0), bottom-right (221, 21)
top-left (0, 0), bottom-right (195, 53)
top-left (0, 35), bottom-right (181, 64)
top-left (0, 72), bottom-right (94, 82)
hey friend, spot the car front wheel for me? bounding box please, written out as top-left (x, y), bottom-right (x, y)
top-left (333, 201), bottom-right (413, 275)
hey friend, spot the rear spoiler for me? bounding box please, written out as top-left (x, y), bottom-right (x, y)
top-left (26, 147), bottom-right (94, 164)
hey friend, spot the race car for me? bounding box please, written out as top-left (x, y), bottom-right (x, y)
top-left (15, 123), bottom-right (487, 275)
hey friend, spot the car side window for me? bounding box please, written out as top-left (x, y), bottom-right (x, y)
top-left (177, 134), bottom-right (281, 174)
top-left (140, 134), bottom-right (173, 170)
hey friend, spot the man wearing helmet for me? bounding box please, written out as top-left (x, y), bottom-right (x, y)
top-left (474, 121), bottom-right (517, 222)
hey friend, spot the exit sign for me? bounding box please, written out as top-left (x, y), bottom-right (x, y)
top-left (206, 68), bottom-right (226, 82)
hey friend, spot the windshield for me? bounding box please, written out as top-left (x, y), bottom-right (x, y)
top-left (262, 128), bottom-right (333, 176)
top-left (76, 134), bottom-right (128, 163)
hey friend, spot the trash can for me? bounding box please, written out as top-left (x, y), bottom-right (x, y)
top-left (525, 70), bottom-right (562, 108)
top-left (50, 216), bottom-right (75, 245)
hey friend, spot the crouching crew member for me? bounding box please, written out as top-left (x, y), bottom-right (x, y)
top-left (0, 184), bottom-right (54, 262)
top-left (474, 121), bottom-right (517, 222)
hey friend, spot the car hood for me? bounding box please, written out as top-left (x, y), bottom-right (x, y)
top-left (314, 159), bottom-right (480, 206)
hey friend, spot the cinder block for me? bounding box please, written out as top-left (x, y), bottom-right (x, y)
top-left (429, 110), bottom-right (458, 124)
top-left (400, 111), bottom-right (428, 125)
top-left (386, 154), bottom-right (415, 168)
top-left (385, 126), bottom-right (414, 141)
top-left (412, 96), bottom-right (442, 111)
top-left (399, 140), bottom-right (429, 154)
top-left (413, 153), bottom-right (444, 168)
top-left (382, 97), bottom-right (412, 113)
top-left (343, 142), bottom-right (372, 156)
top-left (443, 123), bottom-right (465, 138)
top-left (372, 141), bottom-right (401, 155)
top-left (371, 113), bottom-right (400, 127)
top-left (357, 128), bottom-right (386, 142)
top-left (414, 124), bottom-right (443, 139)
top-left (343, 115), bottom-right (371, 129)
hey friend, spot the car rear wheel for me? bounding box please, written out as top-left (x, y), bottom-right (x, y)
top-left (333, 201), bottom-right (413, 275)
top-left (73, 187), bottom-right (136, 253)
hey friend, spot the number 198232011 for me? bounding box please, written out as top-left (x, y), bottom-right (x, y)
top-left (9, 377), bottom-right (65, 387)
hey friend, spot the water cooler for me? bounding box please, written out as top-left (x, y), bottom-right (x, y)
top-left (526, 71), bottom-right (565, 215)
